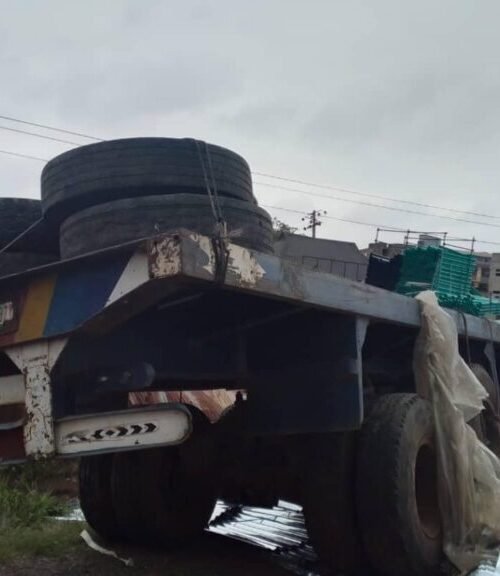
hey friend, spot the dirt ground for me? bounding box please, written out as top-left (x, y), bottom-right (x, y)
top-left (0, 532), bottom-right (294, 576)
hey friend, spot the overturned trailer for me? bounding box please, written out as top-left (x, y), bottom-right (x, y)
top-left (0, 138), bottom-right (499, 576)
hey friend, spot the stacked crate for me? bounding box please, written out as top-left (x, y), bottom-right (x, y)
top-left (396, 246), bottom-right (500, 317)
top-left (396, 246), bottom-right (474, 297)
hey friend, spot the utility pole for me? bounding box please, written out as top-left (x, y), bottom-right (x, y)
top-left (302, 209), bottom-right (327, 238)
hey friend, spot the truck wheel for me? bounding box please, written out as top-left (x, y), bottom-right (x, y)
top-left (356, 394), bottom-right (442, 576)
top-left (140, 444), bottom-right (216, 546)
top-left (469, 364), bottom-right (500, 456)
top-left (142, 409), bottom-right (216, 546)
top-left (41, 137), bottom-right (255, 218)
top-left (59, 194), bottom-right (274, 259)
top-left (302, 433), bottom-right (365, 575)
top-left (79, 454), bottom-right (122, 542)
top-left (111, 449), bottom-right (157, 543)
top-left (111, 410), bottom-right (215, 546)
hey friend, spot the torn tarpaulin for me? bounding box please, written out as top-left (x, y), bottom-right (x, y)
top-left (414, 291), bottom-right (500, 572)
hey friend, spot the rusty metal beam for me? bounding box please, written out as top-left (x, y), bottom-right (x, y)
top-left (149, 233), bottom-right (500, 344)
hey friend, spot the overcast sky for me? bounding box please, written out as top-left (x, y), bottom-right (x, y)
top-left (2, 1), bottom-right (500, 250)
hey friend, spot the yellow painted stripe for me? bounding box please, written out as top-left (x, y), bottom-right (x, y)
top-left (16, 275), bottom-right (56, 342)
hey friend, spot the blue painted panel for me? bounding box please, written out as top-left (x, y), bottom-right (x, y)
top-left (44, 254), bottom-right (130, 336)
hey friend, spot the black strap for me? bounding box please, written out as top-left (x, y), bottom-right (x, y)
top-left (193, 139), bottom-right (229, 283)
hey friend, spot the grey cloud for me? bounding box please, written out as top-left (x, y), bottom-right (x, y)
top-left (2, 0), bottom-right (500, 250)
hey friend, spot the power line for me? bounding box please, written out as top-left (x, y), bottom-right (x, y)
top-left (254, 171), bottom-right (500, 221)
top-left (0, 115), bottom-right (103, 142)
top-left (263, 204), bottom-right (405, 232)
top-left (1, 114), bottom-right (500, 245)
top-left (0, 125), bottom-right (81, 146)
top-left (261, 204), bottom-right (500, 248)
top-left (302, 209), bottom-right (327, 238)
top-left (0, 112), bottom-right (496, 222)
top-left (255, 181), bottom-right (500, 230)
top-left (0, 149), bottom-right (48, 162)
top-left (0, 111), bottom-right (498, 222)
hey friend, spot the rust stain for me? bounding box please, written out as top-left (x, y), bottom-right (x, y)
top-left (130, 389), bottom-right (239, 423)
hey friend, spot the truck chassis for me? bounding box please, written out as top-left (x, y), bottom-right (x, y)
top-left (0, 231), bottom-right (498, 575)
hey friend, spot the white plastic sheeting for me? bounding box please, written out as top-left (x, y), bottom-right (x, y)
top-left (414, 291), bottom-right (500, 572)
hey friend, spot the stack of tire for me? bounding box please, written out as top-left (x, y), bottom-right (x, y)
top-left (41, 137), bottom-right (274, 259)
top-left (0, 198), bottom-right (55, 276)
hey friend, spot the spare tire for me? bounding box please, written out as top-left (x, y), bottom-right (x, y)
top-left (42, 138), bottom-right (255, 218)
top-left (59, 194), bottom-right (274, 259)
top-left (0, 198), bottom-right (41, 249)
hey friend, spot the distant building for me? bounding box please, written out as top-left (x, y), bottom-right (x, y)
top-left (274, 233), bottom-right (367, 282)
top-left (488, 253), bottom-right (500, 297)
top-left (417, 235), bottom-right (441, 248)
top-left (361, 241), bottom-right (406, 259)
top-left (473, 252), bottom-right (491, 295)
top-left (363, 234), bottom-right (442, 259)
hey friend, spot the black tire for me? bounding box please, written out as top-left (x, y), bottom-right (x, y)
top-left (59, 193), bottom-right (274, 259)
top-left (41, 138), bottom-right (255, 218)
top-left (141, 409), bottom-right (216, 546)
top-left (79, 454), bottom-right (122, 542)
top-left (470, 363), bottom-right (500, 456)
top-left (0, 198), bottom-right (41, 249)
top-left (302, 433), bottom-right (365, 575)
top-left (356, 394), bottom-right (442, 576)
top-left (111, 410), bottom-right (216, 547)
top-left (0, 252), bottom-right (56, 277)
top-left (110, 450), bottom-right (150, 543)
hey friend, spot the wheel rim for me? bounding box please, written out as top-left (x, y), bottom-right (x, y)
top-left (415, 443), bottom-right (441, 539)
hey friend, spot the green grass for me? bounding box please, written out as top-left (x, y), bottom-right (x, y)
top-left (0, 476), bottom-right (68, 529)
top-left (0, 462), bottom-right (81, 561)
top-left (0, 521), bottom-right (84, 562)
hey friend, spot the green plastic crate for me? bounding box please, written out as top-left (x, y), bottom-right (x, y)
top-left (394, 246), bottom-right (500, 317)
top-left (396, 246), bottom-right (475, 298)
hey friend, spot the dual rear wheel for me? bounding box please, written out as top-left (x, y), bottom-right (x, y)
top-left (303, 393), bottom-right (442, 576)
top-left (79, 412), bottom-right (216, 547)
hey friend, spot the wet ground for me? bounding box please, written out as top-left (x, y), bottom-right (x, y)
top-left (0, 534), bottom-right (294, 576)
top-left (1, 500), bottom-right (319, 576)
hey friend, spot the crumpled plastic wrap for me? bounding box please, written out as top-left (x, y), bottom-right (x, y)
top-left (414, 291), bottom-right (500, 572)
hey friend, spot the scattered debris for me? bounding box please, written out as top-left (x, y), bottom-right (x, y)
top-left (208, 500), bottom-right (318, 575)
top-left (80, 529), bottom-right (134, 567)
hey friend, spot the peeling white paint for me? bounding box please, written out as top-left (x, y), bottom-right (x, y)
top-left (195, 234), bottom-right (216, 276)
top-left (227, 244), bottom-right (266, 286)
top-left (24, 363), bottom-right (54, 457)
top-left (5, 338), bottom-right (67, 458)
top-left (149, 237), bottom-right (182, 278)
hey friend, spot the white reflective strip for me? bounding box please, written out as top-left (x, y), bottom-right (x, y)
top-left (0, 374), bottom-right (25, 405)
top-left (106, 251), bottom-right (149, 306)
top-left (55, 407), bottom-right (191, 456)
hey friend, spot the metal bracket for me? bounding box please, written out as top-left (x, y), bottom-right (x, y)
top-left (4, 338), bottom-right (67, 458)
